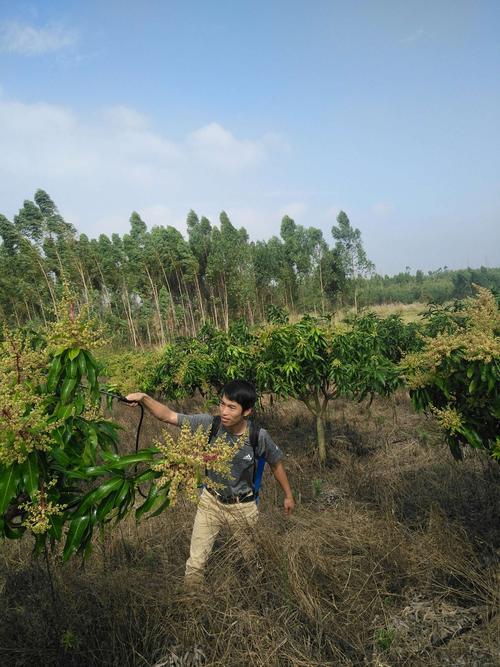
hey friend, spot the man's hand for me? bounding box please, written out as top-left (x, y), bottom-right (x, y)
top-left (284, 495), bottom-right (295, 515)
top-left (125, 392), bottom-right (146, 406)
top-left (125, 393), bottom-right (178, 425)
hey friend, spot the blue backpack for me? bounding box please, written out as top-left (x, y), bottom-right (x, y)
top-left (208, 416), bottom-right (266, 502)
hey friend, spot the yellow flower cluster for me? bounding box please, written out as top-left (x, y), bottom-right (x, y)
top-left (80, 403), bottom-right (105, 422)
top-left (462, 285), bottom-right (500, 333)
top-left (0, 386), bottom-right (60, 466)
top-left (47, 286), bottom-right (105, 353)
top-left (402, 287), bottom-right (499, 389)
top-left (0, 332), bottom-right (60, 466)
top-left (0, 328), bottom-right (48, 385)
top-left (431, 406), bottom-right (464, 433)
top-left (152, 423), bottom-right (236, 505)
top-left (20, 482), bottom-right (66, 535)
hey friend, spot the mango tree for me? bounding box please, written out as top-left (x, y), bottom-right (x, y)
top-left (147, 314), bottom-right (418, 463)
top-left (0, 296), bottom-right (232, 559)
top-left (401, 287), bottom-right (499, 461)
top-left (146, 319), bottom-right (257, 400)
top-left (254, 315), bottom-right (407, 463)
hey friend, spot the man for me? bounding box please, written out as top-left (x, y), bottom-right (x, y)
top-left (126, 379), bottom-right (294, 585)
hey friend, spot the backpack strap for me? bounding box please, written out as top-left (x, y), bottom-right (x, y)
top-left (208, 415), bottom-right (221, 443)
top-left (249, 420), bottom-right (265, 503)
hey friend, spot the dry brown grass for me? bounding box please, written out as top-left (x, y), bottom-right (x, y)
top-left (332, 302), bottom-right (427, 324)
top-left (0, 393), bottom-right (499, 666)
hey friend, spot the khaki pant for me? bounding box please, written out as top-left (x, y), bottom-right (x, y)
top-left (185, 488), bottom-right (259, 584)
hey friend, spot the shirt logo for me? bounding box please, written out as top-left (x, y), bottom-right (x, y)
top-left (243, 454), bottom-right (253, 461)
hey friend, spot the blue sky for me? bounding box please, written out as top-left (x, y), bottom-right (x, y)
top-left (0, 1), bottom-right (499, 274)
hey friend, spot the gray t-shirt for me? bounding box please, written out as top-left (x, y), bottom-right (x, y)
top-left (176, 413), bottom-right (283, 498)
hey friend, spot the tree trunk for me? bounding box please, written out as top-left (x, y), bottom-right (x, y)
top-left (316, 413), bottom-right (327, 464)
top-left (173, 265), bottom-right (189, 335)
top-left (122, 288), bottom-right (138, 347)
top-left (319, 257), bottom-right (325, 315)
top-left (209, 284), bottom-right (219, 329)
top-left (35, 256), bottom-right (58, 314)
top-left (181, 272), bottom-right (196, 336)
top-left (246, 300), bottom-right (255, 326)
top-left (145, 265), bottom-right (165, 345)
top-left (23, 298), bottom-right (32, 321)
top-left (304, 392), bottom-right (329, 465)
top-left (157, 261), bottom-right (177, 335)
top-left (39, 298), bottom-right (48, 326)
top-left (77, 261), bottom-right (90, 303)
top-left (221, 276), bottom-right (229, 332)
top-left (195, 274), bottom-right (206, 326)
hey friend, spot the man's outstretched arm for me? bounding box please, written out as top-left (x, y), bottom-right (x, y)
top-left (126, 392), bottom-right (179, 425)
top-left (270, 461), bottom-right (295, 514)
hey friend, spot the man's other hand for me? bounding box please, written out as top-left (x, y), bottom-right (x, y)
top-left (284, 496), bottom-right (295, 514)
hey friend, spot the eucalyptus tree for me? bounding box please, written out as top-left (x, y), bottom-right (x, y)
top-left (1, 212), bottom-right (55, 321)
top-left (332, 211), bottom-right (374, 311)
top-left (186, 210), bottom-right (212, 321)
top-left (305, 227), bottom-right (329, 313)
top-left (206, 212), bottom-right (254, 330)
top-left (149, 224), bottom-right (200, 336)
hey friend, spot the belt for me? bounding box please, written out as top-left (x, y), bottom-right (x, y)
top-left (206, 488), bottom-right (255, 504)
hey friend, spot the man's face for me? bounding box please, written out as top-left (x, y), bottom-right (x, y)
top-left (219, 394), bottom-right (251, 429)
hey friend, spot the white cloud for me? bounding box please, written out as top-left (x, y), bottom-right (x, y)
top-left (0, 93), bottom-right (289, 240)
top-left (0, 21), bottom-right (77, 55)
top-left (187, 122), bottom-right (266, 169)
top-left (105, 106), bottom-right (150, 131)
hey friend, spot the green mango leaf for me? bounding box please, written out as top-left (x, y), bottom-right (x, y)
top-left (114, 480), bottom-right (131, 510)
top-left (50, 447), bottom-right (71, 466)
top-left (0, 466), bottom-right (21, 515)
top-left (63, 514), bottom-right (91, 561)
top-left (4, 522), bottom-right (25, 539)
top-left (75, 477), bottom-right (123, 516)
top-left (57, 403), bottom-right (75, 420)
top-left (68, 359), bottom-right (79, 378)
top-left (78, 351), bottom-right (88, 376)
top-left (68, 347), bottom-right (81, 361)
top-left (46, 355), bottom-right (62, 391)
top-left (106, 450), bottom-right (157, 469)
top-left (148, 487), bottom-right (171, 518)
top-left (135, 484), bottom-right (159, 521)
top-left (60, 378), bottom-right (77, 404)
top-left (96, 492), bottom-right (118, 522)
top-left (86, 364), bottom-right (96, 388)
top-left (21, 454), bottom-right (39, 498)
top-left (48, 514), bottom-right (64, 541)
top-left (133, 469), bottom-right (161, 484)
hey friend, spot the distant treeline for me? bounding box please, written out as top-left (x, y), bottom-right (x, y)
top-left (1, 189), bottom-right (498, 346)
top-left (361, 266), bottom-right (500, 306)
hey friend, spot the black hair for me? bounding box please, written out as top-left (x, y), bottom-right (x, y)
top-left (221, 379), bottom-right (256, 411)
